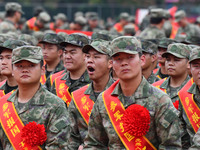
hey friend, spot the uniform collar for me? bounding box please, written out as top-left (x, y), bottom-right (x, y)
top-left (111, 76), bottom-right (151, 98)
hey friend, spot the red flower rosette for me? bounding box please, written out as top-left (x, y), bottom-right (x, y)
top-left (122, 104), bottom-right (150, 137)
top-left (173, 100), bottom-right (179, 110)
top-left (21, 121), bottom-right (47, 147)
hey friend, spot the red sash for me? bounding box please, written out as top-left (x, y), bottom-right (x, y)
top-left (55, 74), bottom-right (72, 107)
top-left (40, 74), bottom-right (46, 85)
top-left (0, 90), bottom-right (5, 98)
top-left (27, 17), bottom-right (39, 31)
top-left (0, 93), bottom-right (42, 150)
top-left (152, 78), bottom-right (167, 93)
top-left (72, 85), bottom-right (94, 125)
top-left (114, 23), bottom-right (123, 33)
top-left (178, 78), bottom-right (200, 133)
top-left (50, 70), bottom-right (65, 86)
top-left (153, 68), bottom-right (159, 74)
top-left (102, 80), bottom-right (156, 150)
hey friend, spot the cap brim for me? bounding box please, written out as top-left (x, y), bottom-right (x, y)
top-left (60, 41), bottom-right (82, 48)
top-left (39, 40), bottom-right (58, 45)
top-left (0, 46), bottom-right (12, 53)
top-left (82, 45), bottom-right (107, 55)
top-left (12, 58), bottom-right (41, 64)
top-left (175, 18), bottom-right (181, 22)
top-left (111, 50), bottom-right (138, 57)
top-left (162, 52), bottom-right (185, 58)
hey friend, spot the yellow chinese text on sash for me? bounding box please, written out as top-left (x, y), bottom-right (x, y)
top-left (152, 78), bottom-right (167, 93)
top-left (55, 74), bottom-right (72, 107)
top-left (0, 93), bottom-right (42, 150)
top-left (102, 80), bottom-right (156, 150)
top-left (178, 78), bottom-right (200, 133)
top-left (72, 85), bottom-right (94, 125)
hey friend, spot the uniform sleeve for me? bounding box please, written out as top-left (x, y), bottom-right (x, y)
top-left (67, 99), bottom-right (82, 150)
top-left (189, 128), bottom-right (200, 150)
top-left (155, 95), bottom-right (182, 149)
top-left (83, 96), bottom-right (108, 150)
top-left (45, 101), bottom-right (70, 150)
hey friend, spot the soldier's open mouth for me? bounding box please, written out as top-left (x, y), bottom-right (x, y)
top-left (88, 66), bottom-right (95, 72)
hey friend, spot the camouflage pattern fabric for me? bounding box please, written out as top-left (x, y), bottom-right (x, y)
top-left (0, 86), bottom-right (70, 149)
top-left (160, 75), bottom-right (190, 103)
top-left (51, 70), bottom-right (91, 96)
top-left (139, 25), bottom-right (166, 39)
top-left (147, 72), bottom-right (160, 84)
top-left (0, 20), bottom-right (17, 33)
top-left (178, 83), bottom-right (200, 149)
top-left (84, 77), bottom-right (182, 149)
top-left (67, 77), bottom-right (114, 150)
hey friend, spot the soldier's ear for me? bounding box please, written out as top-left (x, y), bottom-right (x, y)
top-left (41, 65), bottom-right (45, 76)
top-left (140, 54), bottom-right (146, 67)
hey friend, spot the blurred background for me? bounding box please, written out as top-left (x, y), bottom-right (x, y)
top-left (0, 0), bottom-right (199, 22)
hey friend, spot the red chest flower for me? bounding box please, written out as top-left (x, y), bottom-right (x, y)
top-left (122, 104), bottom-right (150, 137)
top-left (21, 121), bottom-right (47, 147)
top-left (173, 100), bottom-right (179, 110)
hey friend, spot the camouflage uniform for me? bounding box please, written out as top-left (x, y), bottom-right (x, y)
top-left (51, 33), bottom-right (91, 95)
top-left (51, 70), bottom-right (90, 95)
top-left (68, 39), bottom-right (113, 149)
top-left (68, 77), bottom-right (114, 149)
top-left (147, 72), bottom-right (160, 84)
top-left (160, 43), bottom-right (191, 103)
top-left (141, 40), bottom-right (160, 84)
top-left (84, 36), bottom-right (182, 149)
top-left (0, 3), bottom-right (24, 34)
top-left (39, 33), bottom-right (65, 86)
top-left (175, 10), bottom-right (200, 41)
top-left (179, 47), bottom-right (200, 149)
top-left (0, 46), bottom-right (70, 149)
top-left (139, 9), bottom-right (166, 39)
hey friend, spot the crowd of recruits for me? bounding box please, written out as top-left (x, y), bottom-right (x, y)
top-left (0, 1), bottom-right (200, 150)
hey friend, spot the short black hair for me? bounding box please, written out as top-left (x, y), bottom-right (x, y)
top-left (150, 17), bottom-right (163, 24)
top-left (5, 10), bottom-right (16, 17)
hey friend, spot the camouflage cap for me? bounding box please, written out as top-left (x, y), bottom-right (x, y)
top-left (5, 2), bottom-right (24, 14)
top-left (12, 46), bottom-right (43, 64)
top-left (39, 33), bottom-right (63, 45)
top-left (150, 8), bottom-right (166, 18)
top-left (74, 11), bottom-right (84, 18)
top-left (189, 47), bottom-right (200, 63)
top-left (110, 36), bottom-right (142, 57)
top-left (57, 32), bottom-right (69, 41)
top-left (32, 31), bottom-right (44, 42)
top-left (175, 10), bottom-right (186, 22)
top-left (38, 12), bottom-right (51, 23)
top-left (88, 12), bottom-right (99, 20)
top-left (185, 35), bottom-right (200, 45)
top-left (91, 30), bottom-right (111, 41)
top-left (158, 38), bottom-right (177, 49)
top-left (123, 24), bottom-right (136, 35)
top-left (119, 12), bottom-right (129, 20)
top-left (18, 34), bottom-right (38, 46)
top-left (54, 13), bottom-right (67, 22)
top-left (82, 39), bottom-right (111, 56)
top-left (60, 33), bottom-right (89, 48)
top-left (141, 40), bottom-right (158, 55)
top-left (0, 39), bottom-right (28, 53)
top-left (162, 43), bottom-right (191, 59)
top-left (74, 16), bottom-right (87, 26)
